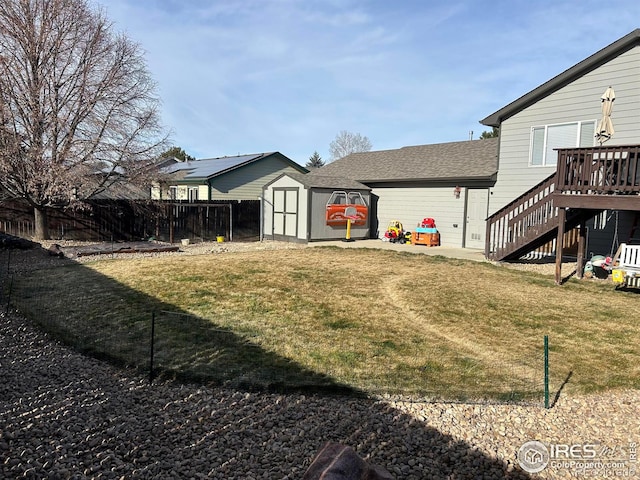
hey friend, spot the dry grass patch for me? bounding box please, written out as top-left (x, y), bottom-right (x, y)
top-left (9, 247), bottom-right (640, 400)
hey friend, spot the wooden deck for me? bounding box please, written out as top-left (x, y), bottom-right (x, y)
top-left (554, 145), bottom-right (640, 209)
top-left (486, 145), bottom-right (640, 281)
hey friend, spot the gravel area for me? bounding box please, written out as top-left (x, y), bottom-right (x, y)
top-left (1, 239), bottom-right (636, 479)
top-left (1, 312), bottom-right (638, 479)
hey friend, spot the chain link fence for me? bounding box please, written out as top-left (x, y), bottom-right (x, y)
top-left (1, 247), bottom-right (556, 406)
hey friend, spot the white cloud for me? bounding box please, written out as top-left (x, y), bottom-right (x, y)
top-left (103, 0), bottom-right (640, 162)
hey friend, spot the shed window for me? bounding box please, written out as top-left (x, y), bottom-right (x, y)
top-left (329, 192), bottom-right (346, 204)
top-left (530, 120), bottom-right (596, 166)
top-left (347, 192), bottom-right (366, 205)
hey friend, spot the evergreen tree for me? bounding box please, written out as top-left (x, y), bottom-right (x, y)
top-left (160, 146), bottom-right (195, 162)
top-left (306, 151), bottom-right (325, 168)
top-left (479, 127), bottom-right (499, 139)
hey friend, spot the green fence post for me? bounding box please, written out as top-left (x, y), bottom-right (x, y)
top-left (544, 335), bottom-right (549, 409)
top-left (149, 312), bottom-right (156, 384)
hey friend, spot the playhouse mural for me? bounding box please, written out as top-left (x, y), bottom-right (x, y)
top-left (325, 191), bottom-right (368, 226)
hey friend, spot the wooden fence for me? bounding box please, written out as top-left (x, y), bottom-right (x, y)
top-left (0, 199), bottom-right (260, 243)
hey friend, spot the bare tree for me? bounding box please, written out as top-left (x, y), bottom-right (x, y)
top-left (329, 130), bottom-right (372, 162)
top-left (0, 0), bottom-right (168, 239)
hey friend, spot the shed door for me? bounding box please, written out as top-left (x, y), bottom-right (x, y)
top-left (465, 189), bottom-right (489, 249)
top-left (273, 188), bottom-right (299, 238)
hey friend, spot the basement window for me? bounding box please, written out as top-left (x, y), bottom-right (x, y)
top-left (530, 120), bottom-right (596, 167)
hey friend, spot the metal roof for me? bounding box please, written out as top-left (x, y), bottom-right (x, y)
top-left (481, 29), bottom-right (640, 127)
top-left (314, 138), bottom-right (498, 183)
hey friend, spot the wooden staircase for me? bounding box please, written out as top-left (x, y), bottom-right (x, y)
top-left (486, 144), bottom-right (640, 262)
top-left (485, 173), bottom-right (601, 261)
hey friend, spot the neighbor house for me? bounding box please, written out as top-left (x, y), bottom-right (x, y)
top-left (151, 152), bottom-right (308, 202)
top-left (313, 138), bottom-right (499, 248)
top-left (480, 28), bottom-right (640, 269)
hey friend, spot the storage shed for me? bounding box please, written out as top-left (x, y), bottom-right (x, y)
top-left (261, 172), bottom-right (371, 242)
top-left (315, 139), bottom-right (499, 248)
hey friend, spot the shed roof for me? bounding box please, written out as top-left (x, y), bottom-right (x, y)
top-left (314, 138), bottom-right (498, 183)
top-left (481, 29), bottom-right (640, 127)
top-left (284, 172), bottom-right (370, 190)
top-left (163, 152), bottom-right (307, 181)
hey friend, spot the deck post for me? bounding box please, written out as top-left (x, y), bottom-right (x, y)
top-left (555, 207), bottom-right (566, 285)
top-left (484, 214), bottom-right (492, 259)
top-left (576, 223), bottom-right (587, 279)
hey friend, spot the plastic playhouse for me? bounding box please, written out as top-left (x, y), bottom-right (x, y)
top-left (325, 191), bottom-right (368, 226)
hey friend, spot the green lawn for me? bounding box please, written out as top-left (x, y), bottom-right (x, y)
top-left (8, 247), bottom-right (640, 401)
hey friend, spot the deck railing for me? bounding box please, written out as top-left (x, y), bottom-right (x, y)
top-left (485, 174), bottom-right (557, 260)
top-left (486, 144), bottom-right (639, 261)
top-left (555, 145), bottom-right (640, 195)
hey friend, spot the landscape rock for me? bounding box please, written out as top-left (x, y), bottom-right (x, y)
top-left (1, 311), bottom-right (638, 479)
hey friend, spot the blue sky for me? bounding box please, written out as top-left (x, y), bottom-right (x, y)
top-left (104, 0), bottom-right (640, 165)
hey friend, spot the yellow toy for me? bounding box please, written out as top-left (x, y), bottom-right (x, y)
top-left (384, 220), bottom-right (404, 242)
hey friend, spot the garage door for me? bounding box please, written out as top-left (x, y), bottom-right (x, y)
top-left (273, 188), bottom-right (299, 238)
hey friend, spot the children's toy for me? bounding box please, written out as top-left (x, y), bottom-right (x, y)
top-left (420, 218), bottom-right (436, 228)
top-left (326, 191), bottom-right (368, 226)
top-left (384, 220), bottom-right (404, 243)
top-left (412, 217), bottom-right (440, 246)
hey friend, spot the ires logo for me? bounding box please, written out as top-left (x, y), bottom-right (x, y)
top-left (517, 441), bottom-right (598, 473)
top-left (518, 441), bottom-right (550, 473)
top-left (550, 444), bottom-right (597, 459)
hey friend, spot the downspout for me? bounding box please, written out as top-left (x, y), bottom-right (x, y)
top-left (259, 194), bottom-right (264, 242)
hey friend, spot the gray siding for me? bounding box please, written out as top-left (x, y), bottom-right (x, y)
top-left (211, 156), bottom-right (304, 200)
top-left (371, 186), bottom-right (466, 247)
top-left (489, 46), bottom-right (640, 216)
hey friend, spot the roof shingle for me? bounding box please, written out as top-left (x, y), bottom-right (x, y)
top-left (314, 138), bottom-right (498, 183)
top-left (284, 172), bottom-right (370, 190)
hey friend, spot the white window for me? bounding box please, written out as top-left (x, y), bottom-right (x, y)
top-left (188, 187), bottom-right (199, 202)
top-left (530, 120), bottom-right (596, 167)
top-left (169, 186), bottom-right (178, 200)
